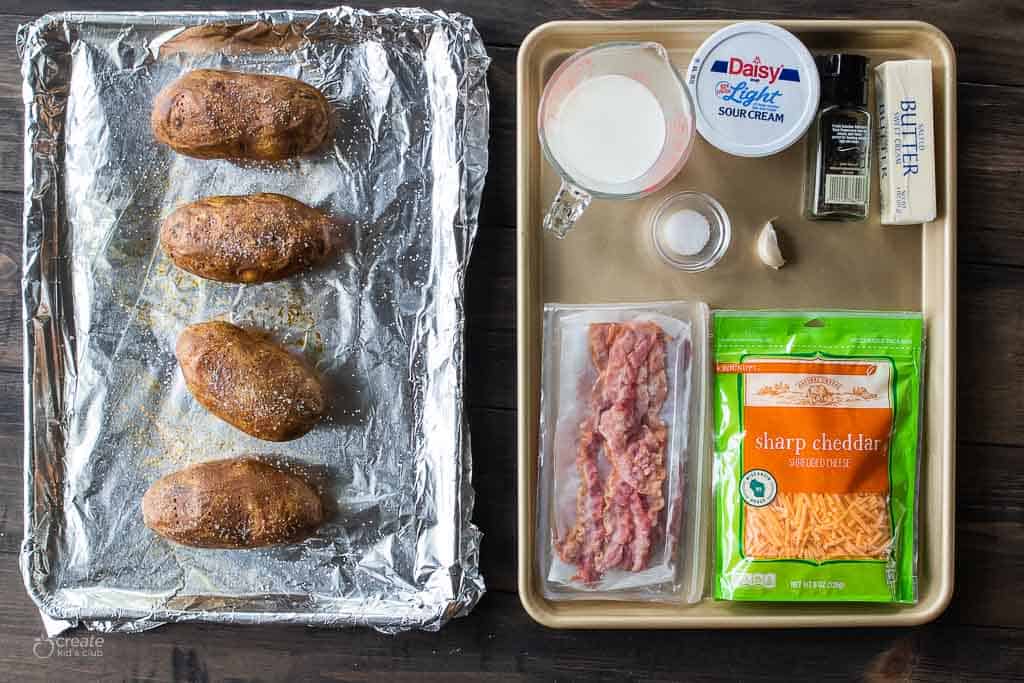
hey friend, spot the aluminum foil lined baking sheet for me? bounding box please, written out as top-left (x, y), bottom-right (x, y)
top-left (18, 6), bottom-right (489, 634)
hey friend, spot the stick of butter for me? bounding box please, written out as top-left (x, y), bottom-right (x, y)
top-left (875, 59), bottom-right (937, 225)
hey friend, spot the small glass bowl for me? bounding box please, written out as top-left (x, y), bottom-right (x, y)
top-left (649, 191), bottom-right (731, 272)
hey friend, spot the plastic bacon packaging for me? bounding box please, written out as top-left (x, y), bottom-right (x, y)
top-left (538, 302), bottom-right (709, 602)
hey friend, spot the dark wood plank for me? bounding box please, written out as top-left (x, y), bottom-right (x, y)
top-left (466, 326), bottom-right (516, 414)
top-left (957, 82), bottom-right (1024, 268)
top-left (956, 449), bottom-right (1024, 627)
top-left (957, 263), bottom-right (1024, 445)
top-left (464, 223), bottom-right (516, 332)
top-left (487, 46), bottom-right (516, 131)
top-left (0, 435), bottom-right (20, 556)
top-left (467, 408), bottom-right (518, 593)
top-left (478, 128), bottom-right (517, 230)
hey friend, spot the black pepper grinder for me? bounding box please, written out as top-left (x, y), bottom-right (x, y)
top-left (805, 54), bottom-right (871, 221)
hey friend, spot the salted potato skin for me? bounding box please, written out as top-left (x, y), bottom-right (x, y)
top-left (158, 22), bottom-right (306, 58)
top-left (142, 457), bottom-right (324, 548)
top-left (161, 193), bottom-right (334, 284)
top-left (177, 321), bottom-right (325, 441)
top-left (151, 69), bottom-right (331, 161)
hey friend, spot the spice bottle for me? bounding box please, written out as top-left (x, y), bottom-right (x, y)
top-left (804, 54), bottom-right (871, 221)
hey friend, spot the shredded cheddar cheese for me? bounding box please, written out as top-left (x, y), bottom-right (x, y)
top-left (744, 493), bottom-right (891, 560)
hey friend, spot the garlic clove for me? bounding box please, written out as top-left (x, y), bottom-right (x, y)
top-left (757, 219), bottom-right (786, 269)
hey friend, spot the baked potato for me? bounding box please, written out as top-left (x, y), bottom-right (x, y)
top-left (151, 69), bottom-right (331, 161)
top-left (161, 193), bottom-right (335, 284)
top-left (177, 321), bottom-right (325, 441)
top-left (158, 21), bottom-right (306, 58)
top-left (142, 457), bottom-right (324, 548)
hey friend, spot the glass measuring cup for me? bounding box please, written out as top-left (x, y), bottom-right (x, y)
top-left (538, 42), bottom-right (696, 238)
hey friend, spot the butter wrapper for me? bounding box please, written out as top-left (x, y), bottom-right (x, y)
top-left (875, 59), bottom-right (937, 225)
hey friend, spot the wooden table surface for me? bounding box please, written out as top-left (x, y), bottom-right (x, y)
top-left (1, 1), bottom-right (1021, 680)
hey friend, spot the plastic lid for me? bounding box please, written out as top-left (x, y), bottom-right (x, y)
top-left (686, 22), bottom-right (820, 158)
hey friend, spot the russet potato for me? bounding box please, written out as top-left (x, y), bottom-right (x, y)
top-left (143, 457), bottom-right (324, 548)
top-left (176, 321), bottom-right (325, 441)
top-left (151, 69), bottom-right (331, 161)
top-left (160, 193), bottom-right (335, 284)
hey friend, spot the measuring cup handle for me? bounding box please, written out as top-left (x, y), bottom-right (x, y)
top-left (542, 181), bottom-right (592, 238)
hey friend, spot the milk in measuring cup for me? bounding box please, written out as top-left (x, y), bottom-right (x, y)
top-left (537, 42), bottom-right (695, 238)
top-left (547, 75), bottom-right (666, 186)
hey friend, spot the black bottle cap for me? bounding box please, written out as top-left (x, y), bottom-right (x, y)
top-left (817, 53), bottom-right (869, 108)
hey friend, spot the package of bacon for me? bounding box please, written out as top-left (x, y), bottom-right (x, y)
top-left (538, 302), bottom-right (710, 601)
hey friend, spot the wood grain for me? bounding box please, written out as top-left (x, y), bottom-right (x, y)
top-left (0, 2), bottom-right (1022, 681)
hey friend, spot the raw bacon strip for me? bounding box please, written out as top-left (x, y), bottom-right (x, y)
top-left (599, 476), bottom-right (655, 573)
top-left (556, 325), bottom-right (619, 582)
top-left (599, 479), bottom-right (633, 572)
top-left (644, 333), bottom-right (669, 428)
top-left (628, 486), bottom-right (653, 571)
top-left (593, 323), bottom-right (668, 569)
top-left (600, 323), bottom-right (668, 573)
top-left (556, 420), bottom-right (606, 583)
top-left (592, 324), bottom-right (633, 574)
top-left (609, 425), bottom-right (666, 502)
top-left (558, 321), bottom-right (669, 584)
top-left (589, 323), bottom-right (614, 374)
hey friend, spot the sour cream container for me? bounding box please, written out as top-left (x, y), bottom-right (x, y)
top-left (686, 22), bottom-right (820, 157)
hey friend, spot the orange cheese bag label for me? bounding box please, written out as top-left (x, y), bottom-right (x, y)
top-left (730, 357), bottom-right (893, 497)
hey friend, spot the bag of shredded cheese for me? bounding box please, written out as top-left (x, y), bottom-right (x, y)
top-left (713, 311), bottom-right (923, 603)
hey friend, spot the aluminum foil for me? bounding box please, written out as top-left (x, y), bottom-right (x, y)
top-left (18, 6), bottom-right (489, 634)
